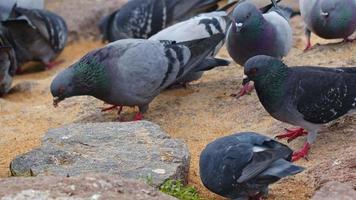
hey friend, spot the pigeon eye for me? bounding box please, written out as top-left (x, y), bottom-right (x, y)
top-left (249, 68), bottom-right (258, 75)
top-left (58, 86), bottom-right (66, 94)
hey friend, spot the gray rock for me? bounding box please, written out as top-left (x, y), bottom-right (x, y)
top-left (10, 121), bottom-right (190, 187)
top-left (311, 181), bottom-right (356, 200)
top-left (0, 173), bottom-right (177, 200)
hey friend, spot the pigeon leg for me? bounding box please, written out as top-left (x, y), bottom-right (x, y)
top-left (45, 59), bottom-right (65, 70)
top-left (133, 112), bottom-right (144, 121)
top-left (343, 38), bottom-right (354, 43)
top-left (101, 105), bottom-right (118, 112)
top-left (275, 128), bottom-right (308, 143)
top-left (232, 82), bottom-right (255, 99)
top-left (16, 67), bottom-right (24, 74)
top-left (292, 142), bottom-right (310, 162)
top-left (303, 28), bottom-right (312, 51)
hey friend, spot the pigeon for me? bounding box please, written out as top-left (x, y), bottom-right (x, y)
top-left (200, 132), bottom-right (304, 200)
top-left (226, 0), bottom-right (295, 97)
top-left (242, 55), bottom-right (356, 161)
top-left (98, 0), bottom-right (229, 42)
top-left (0, 0), bottom-right (44, 20)
top-left (299, 0), bottom-right (356, 50)
top-left (149, 11), bottom-right (231, 86)
top-left (227, 0), bottom-right (293, 66)
top-left (2, 5), bottom-right (68, 71)
top-left (0, 29), bottom-right (17, 96)
top-left (51, 34), bottom-right (225, 121)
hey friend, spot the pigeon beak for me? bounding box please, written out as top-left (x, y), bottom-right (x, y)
top-left (235, 22), bottom-right (243, 32)
top-left (242, 74), bottom-right (250, 85)
top-left (53, 97), bottom-right (63, 107)
top-left (320, 11), bottom-right (329, 17)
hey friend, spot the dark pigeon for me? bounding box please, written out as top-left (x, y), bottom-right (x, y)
top-left (51, 34), bottom-right (225, 121)
top-left (243, 55), bottom-right (356, 161)
top-left (200, 132), bottom-right (304, 200)
top-left (300, 0), bottom-right (356, 50)
top-left (2, 5), bottom-right (68, 71)
top-left (98, 0), bottom-right (228, 42)
top-left (150, 11), bottom-right (231, 87)
top-left (0, 28), bottom-right (17, 96)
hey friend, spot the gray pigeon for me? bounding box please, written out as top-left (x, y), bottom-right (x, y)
top-left (0, 0), bottom-right (44, 20)
top-left (51, 34), bottom-right (225, 120)
top-left (0, 29), bottom-right (17, 96)
top-left (242, 55), bottom-right (356, 161)
top-left (200, 132), bottom-right (304, 200)
top-left (299, 0), bottom-right (356, 50)
top-left (149, 11), bottom-right (231, 87)
top-left (226, 0), bottom-right (295, 97)
top-left (227, 0), bottom-right (293, 66)
top-left (98, 0), bottom-right (229, 42)
top-left (2, 5), bottom-right (68, 72)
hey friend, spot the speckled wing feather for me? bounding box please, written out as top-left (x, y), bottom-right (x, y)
top-left (292, 67), bottom-right (356, 124)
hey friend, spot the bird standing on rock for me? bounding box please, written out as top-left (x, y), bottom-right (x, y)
top-left (200, 132), bottom-right (304, 200)
top-left (242, 55), bottom-right (356, 161)
top-left (0, 29), bottom-right (17, 96)
top-left (149, 11), bottom-right (231, 87)
top-left (226, 0), bottom-right (294, 97)
top-left (2, 5), bottom-right (68, 72)
top-left (51, 34), bottom-right (225, 121)
top-left (99, 0), bottom-right (230, 42)
top-left (299, 0), bottom-right (356, 50)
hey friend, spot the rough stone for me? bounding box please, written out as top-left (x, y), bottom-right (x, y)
top-left (10, 121), bottom-right (190, 187)
top-left (308, 146), bottom-right (356, 189)
top-left (0, 174), bottom-right (177, 200)
top-left (311, 181), bottom-right (356, 200)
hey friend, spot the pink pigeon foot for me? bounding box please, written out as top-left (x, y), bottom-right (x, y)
top-left (275, 128), bottom-right (308, 143)
top-left (45, 60), bottom-right (65, 70)
top-left (292, 142), bottom-right (311, 162)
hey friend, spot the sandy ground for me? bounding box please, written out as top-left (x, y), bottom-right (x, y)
top-left (0, 16), bottom-right (355, 200)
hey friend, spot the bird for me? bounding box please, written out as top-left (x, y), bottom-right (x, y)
top-left (51, 34), bottom-right (225, 121)
top-left (0, 0), bottom-right (44, 20)
top-left (98, 0), bottom-right (232, 42)
top-left (149, 11), bottom-right (231, 87)
top-left (0, 28), bottom-right (17, 96)
top-left (200, 132), bottom-right (304, 200)
top-left (226, 0), bottom-right (294, 97)
top-left (299, 0), bottom-right (356, 50)
top-left (2, 5), bottom-right (68, 72)
top-left (242, 55), bottom-right (356, 161)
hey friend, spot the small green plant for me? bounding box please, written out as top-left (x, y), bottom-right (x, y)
top-left (160, 179), bottom-right (203, 200)
top-left (145, 174), bottom-right (153, 186)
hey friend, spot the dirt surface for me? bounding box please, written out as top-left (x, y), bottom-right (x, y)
top-left (0, 15), bottom-right (355, 200)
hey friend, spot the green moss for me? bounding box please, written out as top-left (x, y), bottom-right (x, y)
top-left (160, 180), bottom-right (204, 200)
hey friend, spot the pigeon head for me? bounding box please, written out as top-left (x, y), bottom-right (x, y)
top-left (319, 0), bottom-right (350, 26)
top-left (243, 55), bottom-right (288, 84)
top-left (230, 2), bottom-right (263, 33)
top-left (320, 0), bottom-right (337, 19)
top-left (50, 66), bottom-right (76, 107)
top-left (51, 53), bottom-right (111, 107)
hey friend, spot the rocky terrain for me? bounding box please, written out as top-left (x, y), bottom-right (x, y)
top-left (0, 0), bottom-right (355, 199)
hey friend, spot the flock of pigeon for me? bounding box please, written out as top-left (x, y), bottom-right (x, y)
top-left (0, 0), bottom-right (355, 199)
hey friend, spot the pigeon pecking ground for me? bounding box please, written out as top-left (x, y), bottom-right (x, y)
top-left (0, 11), bottom-right (355, 200)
